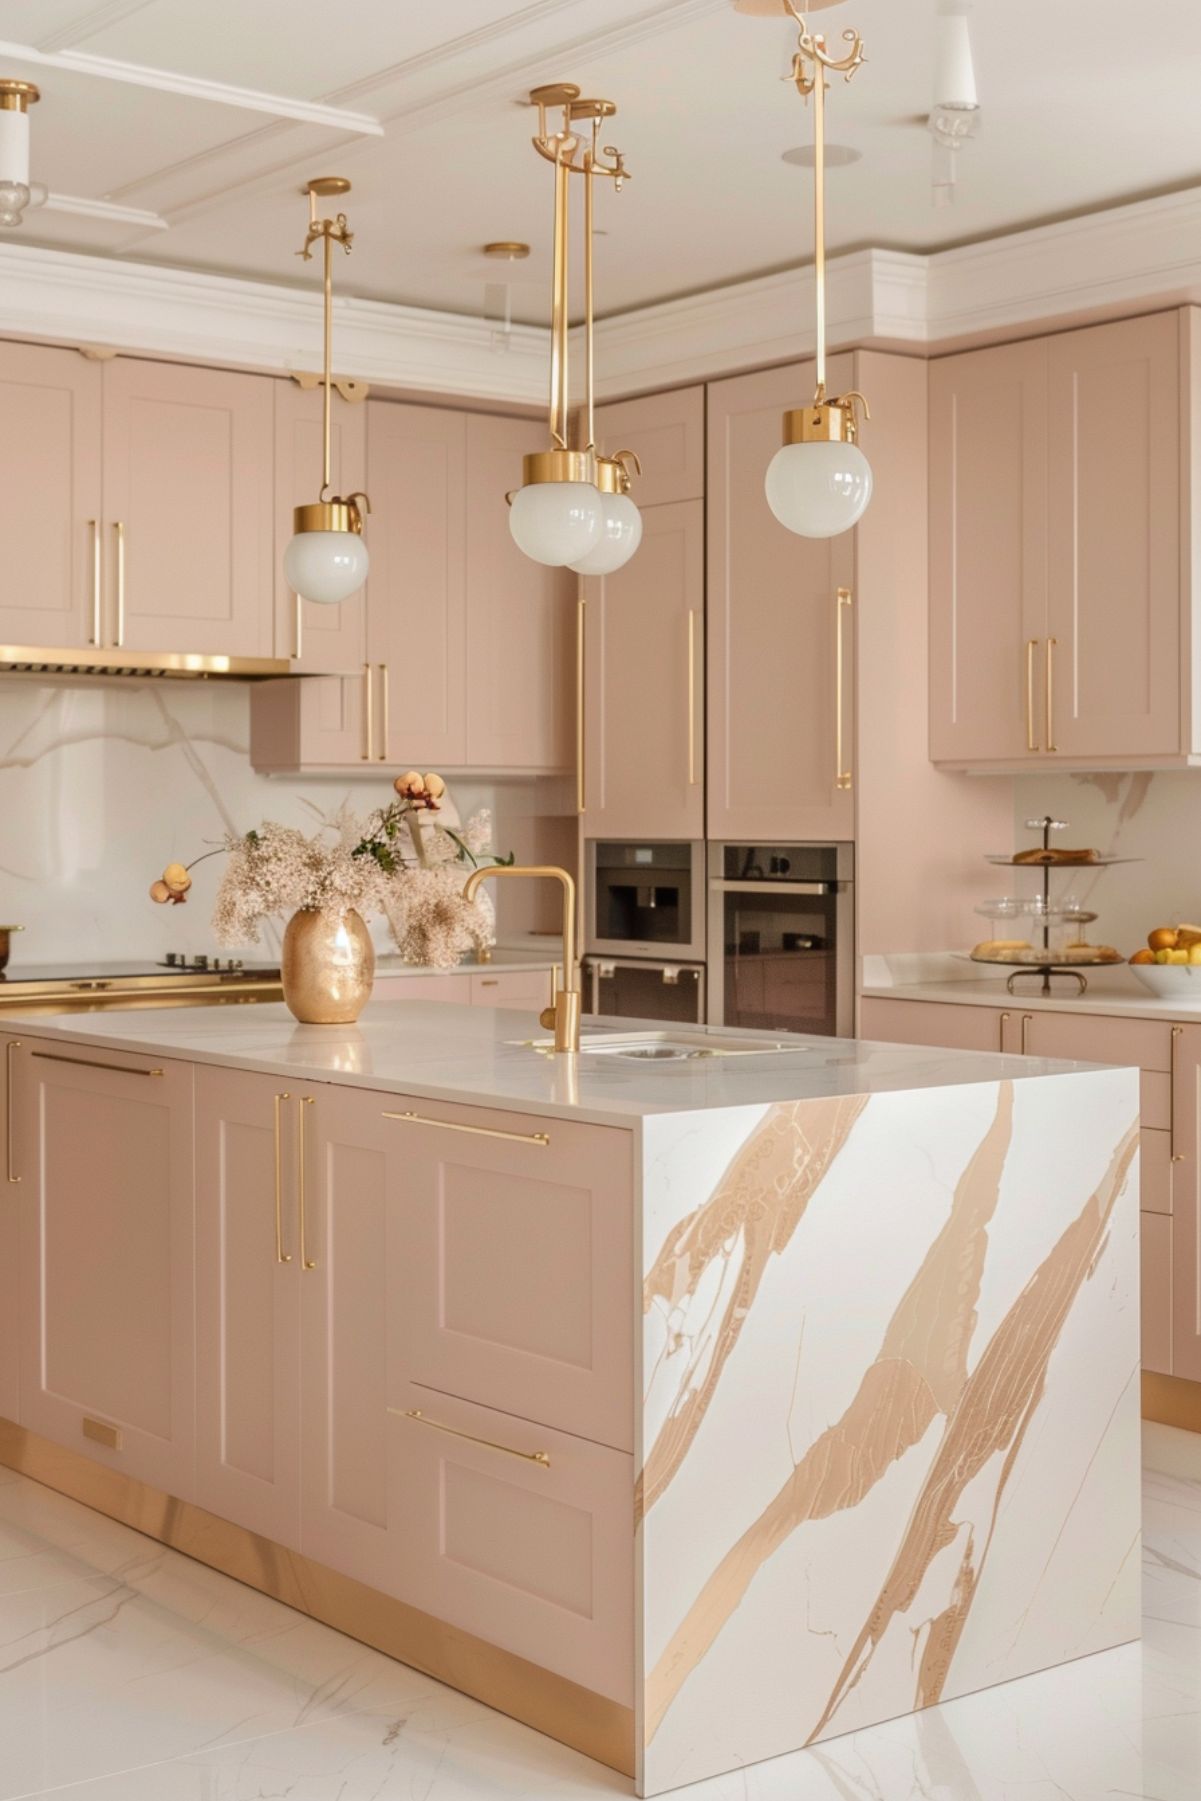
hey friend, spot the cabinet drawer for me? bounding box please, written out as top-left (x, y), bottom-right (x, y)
top-left (1141, 1128), bottom-right (1172, 1215)
top-left (1022, 1010), bottom-right (1172, 1073)
top-left (392, 1098), bottom-right (634, 1452)
top-left (859, 996), bottom-right (1008, 1053)
top-left (392, 1384), bottom-right (633, 1703)
top-left (1141, 1211), bottom-right (1172, 1375)
top-left (372, 974), bottom-right (471, 1004)
top-left (470, 968), bottom-right (554, 1011)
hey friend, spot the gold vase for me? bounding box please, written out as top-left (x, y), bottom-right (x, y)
top-left (281, 908), bottom-right (375, 1024)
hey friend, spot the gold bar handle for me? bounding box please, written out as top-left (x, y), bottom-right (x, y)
top-left (377, 662), bottom-right (389, 760)
top-left (389, 1407), bottom-right (550, 1468)
top-left (576, 592), bottom-right (586, 815)
top-left (382, 1109), bottom-right (549, 1148)
top-left (1172, 1026), bottom-right (1185, 1163)
top-left (1020, 1013), bottom-right (1033, 1055)
top-left (113, 521), bottom-right (125, 648)
top-left (89, 519), bottom-right (102, 646)
top-left (687, 609), bottom-right (698, 786)
top-left (998, 1011), bottom-right (1010, 1052)
top-left (274, 1092), bottom-right (292, 1264)
top-left (293, 592), bottom-right (303, 661)
top-left (31, 1050), bottom-right (163, 1077)
top-left (1025, 639), bottom-right (1040, 752)
top-left (1045, 637), bottom-right (1058, 752)
top-left (835, 588), bottom-right (852, 792)
top-left (298, 1094), bottom-right (316, 1269)
top-left (361, 661), bottom-right (373, 761)
top-left (6, 1039), bottom-right (20, 1185)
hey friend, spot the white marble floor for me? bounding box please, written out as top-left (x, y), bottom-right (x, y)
top-left (0, 1424), bottom-right (1198, 1800)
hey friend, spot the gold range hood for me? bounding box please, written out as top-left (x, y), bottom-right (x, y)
top-left (0, 647), bottom-right (295, 680)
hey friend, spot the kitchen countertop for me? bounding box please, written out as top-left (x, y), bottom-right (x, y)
top-left (1, 998), bottom-right (1101, 1128)
top-left (374, 946), bottom-right (558, 978)
top-left (861, 953), bottom-right (1201, 1023)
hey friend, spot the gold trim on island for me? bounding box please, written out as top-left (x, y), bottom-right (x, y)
top-left (0, 1417), bottom-right (635, 1779)
top-left (0, 646), bottom-right (296, 680)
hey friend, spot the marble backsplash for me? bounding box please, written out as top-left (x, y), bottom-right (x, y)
top-left (0, 678), bottom-right (573, 967)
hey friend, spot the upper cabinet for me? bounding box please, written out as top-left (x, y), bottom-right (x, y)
top-left (589, 385), bottom-right (704, 507)
top-left (706, 357), bottom-right (855, 842)
top-left (930, 310), bottom-right (1186, 768)
top-left (273, 379), bottom-right (368, 673)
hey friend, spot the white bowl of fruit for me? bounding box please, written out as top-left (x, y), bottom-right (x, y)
top-left (1129, 925), bottom-right (1201, 993)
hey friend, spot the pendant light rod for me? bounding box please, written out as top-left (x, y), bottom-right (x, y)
top-left (550, 139), bottom-right (571, 449)
top-left (298, 176), bottom-right (353, 497)
top-left (582, 121), bottom-right (595, 451)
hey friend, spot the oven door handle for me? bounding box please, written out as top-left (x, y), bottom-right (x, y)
top-left (709, 880), bottom-right (836, 896)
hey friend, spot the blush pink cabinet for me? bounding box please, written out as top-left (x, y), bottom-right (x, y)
top-left (0, 341), bottom-right (103, 651)
top-left (592, 385), bottom-right (704, 507)
top-left (102, 356), bottom-right (275, 657)
top-left (469, 967), bottom-right (555, 1010)
top-left (859, 995), bottom-right (1011, 1054)
top-left (17, 1044), bottom-right (195, 1497)
top-left (1170, 1024), bottom-right (1201, 1383)
top-left (0, 1033), bottom-right (21, 1422)
top-left (581, 498), bottom-right (703, 837)
top-left (706, 356), bottom-right (855, 842)
top-left (273, 378), bottom-right (368, 675)
top-left (931, 310), bottom-right (1186, 768)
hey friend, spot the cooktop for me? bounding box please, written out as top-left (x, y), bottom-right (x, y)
top-left (0, 958), bottom-right (280, 985)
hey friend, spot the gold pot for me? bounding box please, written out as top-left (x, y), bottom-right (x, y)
top-left (281, 908), bottom-right (375, 1024)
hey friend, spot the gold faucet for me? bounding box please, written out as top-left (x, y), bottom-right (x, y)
top-left (462, 865), bottom-right (581, 1053)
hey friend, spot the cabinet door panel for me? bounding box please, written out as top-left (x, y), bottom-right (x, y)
top-left (273, 380), bottom-right (368, 673)
top-left (195, 1068), bottom-right (300, 1546)
top-left (0, 343), bottom-right (102, 649)
top-left (594, 386), bottom-right (704, 506)
top-left (371, 974), bottom-right (472, 1004)
top-left (19, 1047), bottom-right (194, 1495)
top-left (858, 996), bottom-right (1010, 1054)
top-left (929, 339), bottom-right (1047, 764)
top-left (367, 403), bottom-right (467, 766)
top-left (1171, 1024), bottom-right (1201, 1382)
top-left (1045, 312), bottom-right (1181, 758)
top-left (464, 415), bottom-right (572, 770)
top-left (0, 1034), bottom-right (21, 1421)
top-left (394, 1099), bottom-right (633, 1452)
top-left (706, 358), bottom-right (855, 841)
top-left (469, 968), bottom-right (554, 1011)
top-left (582, 499), bottom-right (703, 838)
top-left (103, 358), bottom-right (274, 656)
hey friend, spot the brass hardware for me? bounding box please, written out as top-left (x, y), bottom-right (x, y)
top-left (81, 1417), bottom-right (122, 1451)
top-left (998, 1010), bottom-right (1010, 1052)
top-left (293, 592), bottom-right (302, 661)
top-left (463, 865), bottom-right (580, 1053)
top-left (0, 645), bottom-right (296, 680)
top-left (483, 241), bottom-right (531, 259)
top-left (291, 497), bottom-right (368, 535)
top-left (782, 394), bottom-right (870, 449)
top-left (361, 661), bottom-right (373, 761)
top-left (383, 1110), bottom-right (550, 1148)
top-left (835, 587), bottom-right (852, 791)
top-left (1025, 639), bottom-right (1040, 752)
top-left (1045, 636), bottom-right (1058, 752)
top-left (480, 978), bottom-right (499, 987)
top-left (377, 663), bottom-right (389, 760)
top-left (0, 80), bottom-right (39, 112)
top-left (687, 610), bottom-right (698, 785)
top-left (390, 1407), bottom-right (550, 1468)
top-left (274, 1092), bottom-right (292, 1265)
top-left (30, 1050), bottom-right (163, 1076)
top-left (89, 520), bottom-right (101, 646)
top-left (298, 1094), bottom-right (316, 1269)
top-left (291, 370), bottom-right (369, 405)
top-left (576, 593), bottom-right (586, 814)
top-left (0, 977), bottom-right (283, 1014)
top-left (520, 448), bottom-right (596, 488)
top-left (113, 521), bottom-right (125, 647)
top-left (1172, 1026), bottom-right (1185, 1163)
top-left (5, 1040), bottom-right (19, 1184)
top-left (1020, 1013), bottom-right (1033, 1055)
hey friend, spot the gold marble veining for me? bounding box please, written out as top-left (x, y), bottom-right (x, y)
top-left (639, 1095), bottom-right (869, 1519)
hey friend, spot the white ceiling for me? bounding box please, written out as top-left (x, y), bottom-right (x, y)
top-left (0, 0), bottom-right (1198, 326)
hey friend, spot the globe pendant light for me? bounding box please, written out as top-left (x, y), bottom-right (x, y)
top-left (509, 86), bottom-right (632, 569)
top-left (283, 177), bottom-right (371, 607)
top-left (764, 6), bottom-right (873, 540)
top-left (0, 80), bottom-right (40, 227)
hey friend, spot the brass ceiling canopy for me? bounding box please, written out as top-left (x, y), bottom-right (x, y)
top-left (0, 79), bottom-right (39, 111)
top-left (483, 240), bottom-right (530, 258)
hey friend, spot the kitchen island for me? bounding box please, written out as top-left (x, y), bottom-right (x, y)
top-left (0, 1002), bottom-right (1140, 1796)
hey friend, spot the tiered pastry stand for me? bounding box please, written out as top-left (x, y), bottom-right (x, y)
top-left (972, 815), bottom-right (1133, 995)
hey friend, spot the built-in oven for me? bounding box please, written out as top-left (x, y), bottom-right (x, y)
top-left (585, 841), bottom-right (705, 962)
top-left (707, 843), bottom-right (854, 1037)
top-left (582, 957), bottom-right (705, 1026)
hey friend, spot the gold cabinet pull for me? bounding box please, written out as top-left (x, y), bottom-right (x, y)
top-left (293, 592), bottom-right (303, 661)
top-left (82, 1416), bottom-right (122, 1451)
top-left (377, 662), bottom-right (389, 760)
top-left (113, 521), bottom-right (126, 647)
top-left (297, 1095), bottom-right (316, 1269)
top-left (89, 519), bottom-right (102, 646)
top-left (5, 1039), bottom-right (19, 1185)
top-left (389, 1407), bottom-right (550, 1468)
top-left (1025, 638), bottom-right (1040, 752)
top-left (361, 661), bottom-right (373, 761)
top-left (576, 591), bottom-right (586, 815)
top-left (1045, 636), bottom-right (1058, 752)
top-left (31, 1050), bottom-right (163, 1077)
top-left (687, 609), bottom-right (698, 786)
top-left (382, 1109), bottom-right (549, 1148)
top-left (1020, 1012), bottom-right (1033, 1055)
top-left (835, 588), bottom-right (852, 791)
top-left (273, 1092), bottom-right (292, 1264)
top-left (998, 1010), bottom-right (1010, 1052)
top-left (1172, 1026), bottom-right (1185, 1163)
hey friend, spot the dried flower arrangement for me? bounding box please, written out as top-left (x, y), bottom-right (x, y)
top-left (149, 771), bottom-right (513, 971)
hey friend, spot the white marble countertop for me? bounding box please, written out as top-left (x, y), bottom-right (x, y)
top-left (861, 952), bottom-right (1201, 1023)
top-left (2, 998), bottom-right (1105, 1128)
top-left (373, 946), bottom-right (558, 978)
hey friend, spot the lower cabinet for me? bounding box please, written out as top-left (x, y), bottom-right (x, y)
top-left (17, 1044), bottom-right (196, 1496)
top-left (0, 1033), bottom-right (22, 1422)
top-left (370, 968), bottom-right (555, 1010)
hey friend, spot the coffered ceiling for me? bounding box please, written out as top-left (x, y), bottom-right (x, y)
top-left (0, 0), bottom-right (1196, 326)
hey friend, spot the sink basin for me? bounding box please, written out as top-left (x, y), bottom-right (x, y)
top-left (511, 1030), bottom-right (797, 1061)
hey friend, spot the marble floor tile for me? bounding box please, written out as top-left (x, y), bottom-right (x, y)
top-left (2, 1421), bottom-right (1199, 1801)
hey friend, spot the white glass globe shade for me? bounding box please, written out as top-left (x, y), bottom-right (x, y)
top-left (509, 481), bottom-right (603, 567)
top-left (283, 530), bottom-right (369, 606)
top-left (764, 440), bottom-right (873, 539)
top-left (0, 180), bottom-right (30, 227)
top-left (569, 492), bottom-right (643, 575)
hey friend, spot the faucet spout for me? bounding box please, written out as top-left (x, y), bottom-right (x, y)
top-left (462, 864), bottom-right (581, 1053)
